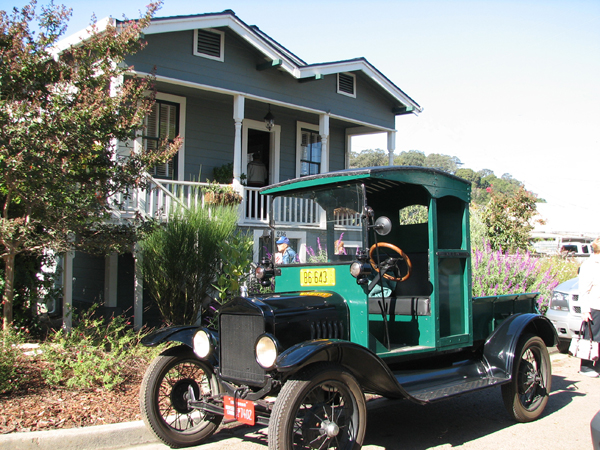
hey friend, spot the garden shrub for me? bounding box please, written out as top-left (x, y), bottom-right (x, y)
top-left (39, 306), bottom-right (163, 391)
top-left (141, 203), bottom-right (240, 325)
top-left (471, 243), bottom-right (571, 313)
top-left (0, 330), bottom-right (25, 394)
top-left (213, 231), bottom-right (254, 304)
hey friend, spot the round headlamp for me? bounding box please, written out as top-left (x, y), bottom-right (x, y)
top-left (350, 261), bottom-right (363, 278)
top-left (255, 334), bottom-right (278, 369)
top-left (193, 329), bottom-right (212, 359)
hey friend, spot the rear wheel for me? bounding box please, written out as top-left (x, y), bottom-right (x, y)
top-left (140, 346), bottom-right (222, 448)
top-left (268, 363), bottom-right (366, 450)
top-left (501, 334), bottom-right (551, 422)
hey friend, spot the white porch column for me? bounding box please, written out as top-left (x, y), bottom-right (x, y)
top-left (387, 130), bottom-right (396, 166)
top-left (232, 95), bottom-right (245, 191)
top-left (62, 250), bottom-right (74, 332)
top-left (104, 253), bottom-right (118, 308)
top-left (133, 244), bottom-right (144, 330)
top-left (319, 114), bottom-right (330, 173)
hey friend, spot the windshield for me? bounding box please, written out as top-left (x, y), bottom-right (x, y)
top-left (269, 184), bottom-right (366, 265)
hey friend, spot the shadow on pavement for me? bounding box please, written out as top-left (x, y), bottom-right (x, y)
top-left (361, 373), bottom-right (584, 450)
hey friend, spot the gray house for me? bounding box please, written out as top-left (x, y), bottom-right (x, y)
top-left (57, 10), bottom-right (422, 328)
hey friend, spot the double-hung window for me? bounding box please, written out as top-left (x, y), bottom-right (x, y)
top-left (299, 129), bottom-right (322, 177)
top-left (144, 100), bottom-right (179, 179)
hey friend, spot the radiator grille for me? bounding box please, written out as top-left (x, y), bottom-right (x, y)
top-left (220, 314), bottom-right (265, 385)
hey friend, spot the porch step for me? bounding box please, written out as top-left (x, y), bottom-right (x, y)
top-left (393, 359), bottom-right (509, 403)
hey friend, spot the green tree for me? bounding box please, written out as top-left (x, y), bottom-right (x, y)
top-left (455, 168), bottom-right (481, 185)
top-left (481, 187), bottom-right (542, 253)
top-left (0, 1), bottom-right (180, 329)
top-left (349, 148), bottom-right (388, 168)
top-left (424, 153), bottom-right (461, 174)
top-left (395, 150), bottom-right (425, 167)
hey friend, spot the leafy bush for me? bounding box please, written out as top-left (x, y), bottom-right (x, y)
top-left (471, 243), bottom-right (570, 313)
top-left (212, 162), bottom-right (234, 184)
top-left (481, 187), bottom-right (541, 252)
top-left (0, 330), bottom-right (25, 394)
top-left (39, 306), bottom-right (162, 391)
top-left (213, 231), bottom-right (254, 304)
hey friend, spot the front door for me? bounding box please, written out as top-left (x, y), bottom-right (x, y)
top-left (246, 129), bottom-right (270, 187)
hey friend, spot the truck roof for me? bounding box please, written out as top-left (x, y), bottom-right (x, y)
top-left (261, 166), bottom-right (471, 202)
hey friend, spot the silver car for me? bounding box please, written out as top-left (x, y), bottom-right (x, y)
top-left (545, 277), bottom-right (582, 353)
top-left (592, 409), bottom-right (600, 450)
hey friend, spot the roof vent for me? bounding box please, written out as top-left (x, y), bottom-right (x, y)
top-left (194, 29), bottom-right (224, 61)
top-left (337, 72), bottom-right (356, 97)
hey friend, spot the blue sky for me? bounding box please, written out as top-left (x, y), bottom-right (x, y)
top-left (3, 0), bottom-right (599, 233)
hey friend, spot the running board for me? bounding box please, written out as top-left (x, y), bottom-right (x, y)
top-left (393, 359), bottom-right (509, 403)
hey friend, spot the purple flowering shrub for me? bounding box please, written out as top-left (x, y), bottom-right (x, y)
top-left (306, 233), bottom-right (348, 263)
top-left (471, 242), bottom-right (576, 313)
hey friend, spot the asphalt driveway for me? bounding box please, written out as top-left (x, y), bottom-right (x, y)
top-left (2, 351), bottom-right (597, 450)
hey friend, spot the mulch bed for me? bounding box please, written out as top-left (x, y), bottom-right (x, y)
top-left (0, 357), bottom-right (144, 434)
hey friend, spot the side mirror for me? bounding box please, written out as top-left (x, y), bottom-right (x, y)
top-left (373, 216), bottom-right (392, 236)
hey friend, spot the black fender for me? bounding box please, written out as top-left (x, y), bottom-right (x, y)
top-left (275, 339), bottom-right (415, 401)
top-left (141, 325), bottom-right (197, 348)
top-left (483, 313), bottom-right (557, 379)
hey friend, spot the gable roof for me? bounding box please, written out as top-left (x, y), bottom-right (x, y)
top-left (56, 9), bottom-right (421, 114)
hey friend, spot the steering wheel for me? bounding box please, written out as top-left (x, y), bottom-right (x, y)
top-left (369, 242), bottom-right (412, 282)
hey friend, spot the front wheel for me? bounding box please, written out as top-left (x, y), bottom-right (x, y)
top-left (501, 334), bottom-right (551, 422)
top-left (268, 363), bottom-right (366, 450)
top-left (140, 345), bottom-right (222, 448)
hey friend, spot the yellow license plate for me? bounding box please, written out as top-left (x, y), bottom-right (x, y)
top-left (300, 268), bottom-right (336, 287)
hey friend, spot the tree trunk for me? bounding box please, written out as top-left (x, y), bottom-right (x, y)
top-left (2, 253), bottom-right (15, 330)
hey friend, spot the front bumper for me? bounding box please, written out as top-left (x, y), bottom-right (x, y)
top-left (546, 310), bottom-right (582, 340)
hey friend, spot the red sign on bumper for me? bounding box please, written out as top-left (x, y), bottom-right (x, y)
top-left (223, 396), bottom-right (255, 426)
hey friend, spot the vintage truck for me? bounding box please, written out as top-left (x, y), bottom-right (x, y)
top-left (140, 166), bottom-right (557, 449)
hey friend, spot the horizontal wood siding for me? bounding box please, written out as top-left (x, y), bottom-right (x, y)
top-left (328, 126), bottom-right (346, 172)
top-left (183, 92), bottom-right (234, 182)
top-left (126, 29), bottom-right (396, 129)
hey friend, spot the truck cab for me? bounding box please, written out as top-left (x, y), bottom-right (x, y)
top-left (141, 166), bottom-right (557, 450)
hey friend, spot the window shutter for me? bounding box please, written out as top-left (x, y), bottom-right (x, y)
top-left (337, 73), bottom-right (356, 97)
top-left (195, 29), bottom-right (223, 60)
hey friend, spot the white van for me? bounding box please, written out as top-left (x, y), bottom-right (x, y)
top-left (545, 277), bottom-right (582, 353)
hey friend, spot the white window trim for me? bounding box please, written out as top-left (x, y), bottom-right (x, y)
top-left (295, 121), bottom-right (320, 178)
top-left (337, 72), bottom-right (356, 98)
top-left (193, 28), bottom-right (225, 62)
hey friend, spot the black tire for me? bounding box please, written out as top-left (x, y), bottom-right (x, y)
top-left (501, 334), bottom-right (551, 422)
top-left (268, 363), bottom-right (366, 450)
top-left (556, 339), bottom-right (570, 354)
top-left (140, 346), bottom-right (222, 448)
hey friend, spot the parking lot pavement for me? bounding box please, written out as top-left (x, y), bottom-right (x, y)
top-left (2, 352), bottom-right (598, 450)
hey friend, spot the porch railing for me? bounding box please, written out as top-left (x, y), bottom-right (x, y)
top-left (112, 176), bottom-right (360, 229)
